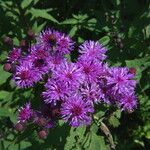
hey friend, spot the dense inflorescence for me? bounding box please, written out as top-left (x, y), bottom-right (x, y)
top-left (4, 28), bottom-right (137, 137)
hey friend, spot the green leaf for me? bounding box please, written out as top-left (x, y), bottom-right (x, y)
top-left (0, 91), bottom-right (13, 101)
top-left (0, 107), bottom-right (14, 117)
top-left (109, 110), bottom-right (121, 128)
top-left (64, 128), bottom-right (76, 150)
top-left (88, 133), bottom-right (108, 150)
top-left (69, 26), bottom-right (78, 37)
top-left (61, 18), bottom-right (78, 25)
top-left (0, 65), bottom-right (11, 85)
top-left (99, 36), bottom-right (110, 46)
top-left (109, 115), bottom-right (120, 128)
top-left (32, 21), bottom-right (46, 33)
top-left (21, 0), bottom-right (33, 9)
top-left (29, 8), bottom-right (58, 23)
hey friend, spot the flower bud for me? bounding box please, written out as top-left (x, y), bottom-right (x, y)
top-left (3, 63), bottom-right (11, 72)
top-left (14, 123), bottom-right (25, 132)
top-left (27, 29), bottom-right (35, 40)
top-left (3, 36), bottom-right (13, 45)
top-left (129, 68), bottom-right (136, 75)
top-left (20, 40), bottom-right (26, 47)
top-left (37, 117), bottom-right (47, 126)
top-left (38, 130), bottom-right (48, 139)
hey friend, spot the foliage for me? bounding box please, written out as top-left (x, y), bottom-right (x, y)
top-left (0, 0), bottom-right (150, 149)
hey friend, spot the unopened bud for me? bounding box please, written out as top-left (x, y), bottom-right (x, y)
top-left (14, 123), bottom-right (25, 132)
top-left (38, 130), bottom-right (48, 139)
top-left (129, 68), bottom-right (136, 75)
top-left (51, 107), bottom-right (60, 118)
top-left (3, 63), bottom-right (11, 72)
top-left (3, 36), bottom-right (13, 45)
top-left (27, 29), bottom-right (35, 40)
top-left (37, 117), bottom-right (47, 126)
top-left (20, 40), bottom-right (26, 47)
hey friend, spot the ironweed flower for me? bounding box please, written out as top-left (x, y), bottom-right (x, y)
top-left (61, 94), bottom-right (94, 127)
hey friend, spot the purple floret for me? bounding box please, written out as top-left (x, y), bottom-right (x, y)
top-left (8, 47), bottom-right (21, 63)
top-left (13, 60), bottom-right (42, 88)
top-left (61, 94), bottom-right (94, 127)
top-left (29, 46), bottom-right (51, 74)
top-left (18, 103), bottom-right (33, 123)
top-left (53, 61), bottom-right (83, 87)
top-left (42, 79), bottom-right (69, 105)
top-left (80, 82), bottom-right (102, 104)
top-left (77, 58), bottom-right (101, 83)
top-left (37, 28), bottom-right (74, 54)
top-left (119, 94), bottom-right (137, 111)
top-left (106, 67), bottom-right (136, 95)
top-left (56, 33), bottom-right (74, 54)
top-left (48, 52), bottom-right (66, 69)
top-left (79, 41), bottom-right (107, 61)
top-left (37, 28), bottom-right (59, 50)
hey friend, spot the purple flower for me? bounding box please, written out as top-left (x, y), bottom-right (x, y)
top-left (79, 41), bottom-right (107, 61)
top-left (80, 82), bottom-right (102, 104)
top-left (29, 46), bottom-right (50, 74)
top-left (13, 60), bottom-right (42, 88)
top-left (77, 58), bottom-right (101, 83)
top-left (119, 94), bottom-right (137, 111)
top-left (56, 33), bottom-right (74, 54)
top-left (42, 79), bottom-right (69, 105)
top-left (37, 29), bottom-right (59, 50)
top-left (48, 52), bottom-right (66, 69)
top-left (61, 94), bottom-right (94, 127)
top-left (32, 111), bottom-right (56, 128)
top-left (18, 103), bottom-right (33, 123)
top-left (53, 61), bottom-right (83, 87)
top-left (37, 28), bottom-right (74, 54)
top-left (106, 67), bottom-right (136, 95)
top-left (8, 48), bottom-right (21, 63)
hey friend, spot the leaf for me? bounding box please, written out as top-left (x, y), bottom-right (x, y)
top-left (99, 36), bottom-right (110, 46)
top-left (29, 8), bottom-right (58, 23)
top-left (0, 91), bottom-right (13, 101)
top-left (69, 26), bottom-right (78, 37)
top-left (0, 65), bottom-right (11, 85)
top-left (145, 24), bottom-right (150, 38)
top-left (0, 107), bottom-right (14, 117)
top-left (88, 133), bottom-right (108, 150)
top-left (109, 110), bottom-right (121, 128)
top-left (21, 0), bottom-right (33, 9)
top-left (109, 116), bottom-right (120, 128)
top-left (61, 18), bottom-right (78, 25)
top-left (64, 128), bottom-right (76, 150)
top-left (32, 21), bottom-right (46, 33)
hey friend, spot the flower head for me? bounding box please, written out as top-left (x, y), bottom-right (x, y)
top-left (53, 61), bottom-right (83, 87)
top-left (37, 29), bottom-right (59, 50)
top-left (29, 46), bottom-right (50, 74)
top-left (42, 79), bottom-right (69, 105)
top-left (56, 33), bottom-right (74, 54)
top-left (80, 82), bottom-right (102, 104)
top-left (77, 58), bottom-right (101, 83)
top-left (48, 52), bottom-right (66, 69)
top-left (13, 60), bottom-right (42, 88)
top-left (18, 103), bottom-right (33, 123)
top-left (119, 94), bottom-right (137, 111)
top-left (37, 28), bottom-right (74, 54)
top-left (61, 94), bottom-right (94, 127)
top-left (8, 48), bottom-right (21, 63)
top-left (106, 67), bottom-right (136, 95)
top-left (79, 41), bottom-right (107, 61)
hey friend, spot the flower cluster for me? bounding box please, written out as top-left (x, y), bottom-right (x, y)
top-left (4, 28), bottom-right (137, 135)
